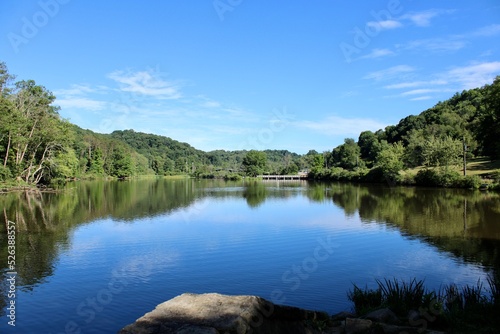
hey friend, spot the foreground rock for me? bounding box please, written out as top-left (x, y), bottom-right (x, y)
top-left (119, 293), bottom-right (328, 334)
top-left (120, 293), bottom-right (447, 334)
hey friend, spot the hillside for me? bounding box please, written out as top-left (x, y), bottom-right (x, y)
top-left (0, 60), bottom-right (499, 187)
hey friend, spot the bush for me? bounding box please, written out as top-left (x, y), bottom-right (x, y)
top-left (347, 285), bottom-right (383, 315)
top-left (224, 174), bottom-right (242, 181)
top-left (376, 278), bottom-right (426, 317)
top-left (492, 169), bottom-right (500, 183)
top-left (0, 165), bottom-right (11, 181)
top-left (415, 169), bottom-right (462, 188)
top-left (461, 175), bottom-right (482, 189)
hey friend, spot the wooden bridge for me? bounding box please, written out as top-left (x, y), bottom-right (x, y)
top-left (259, 174), bottom-right (308, 180)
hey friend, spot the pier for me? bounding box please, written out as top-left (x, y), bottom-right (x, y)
top-left (259, 174), bottom-right (308, 180)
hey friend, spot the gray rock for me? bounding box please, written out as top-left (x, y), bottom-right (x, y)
top-left (344, 318), bottom-right (372, 334)
top-left (363, 308), bottom-right (400, 324)
top-left (119, 293), bottom-right (323, 334)
top-left (331, 311), bottom-right (355, 322)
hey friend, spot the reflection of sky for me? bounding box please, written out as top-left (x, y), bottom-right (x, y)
top-left (4, 188), bottom-right (495, 334)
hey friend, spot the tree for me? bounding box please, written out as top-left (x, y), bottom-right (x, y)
top-left (358, 131), bottom-right (381, 165)
top-left (110, 146), bottom-right (134, 178)
top-left (242, 150), bottom-right (267, 176)
top-left (477, 76), bottom-right (500, 159)
top-left (376, 141), bottom-right (404, 180)
top-left (1, 79), bottom-right (73, 184)
top-left (332, 138), bottom-right (362, 170)
top-left (421, 136), bottom-right (462, 169)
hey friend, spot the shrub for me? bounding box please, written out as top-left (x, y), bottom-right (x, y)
top-left (0, 165), bottom-right (11, 181)
top-left (492, 169), bottom-right (500, 183)
top-left (461, 175), bottom-right (482, 189)
top-left (224, 173), bottom-right (242, 181)
top-left (347, 284), bottom-right (383, 315)
top-left (415, 169), bottom-right (462, 188)
top-left (376, 278), bottom-right (426, 317)
top-left (414, 169), bottom-right (439, 186)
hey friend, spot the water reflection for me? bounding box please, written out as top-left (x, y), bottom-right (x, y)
top-left (1, 179), bottom-right (499, 317)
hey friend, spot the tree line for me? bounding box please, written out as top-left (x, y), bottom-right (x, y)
top-left (0, 61), bottom-right (499, 187)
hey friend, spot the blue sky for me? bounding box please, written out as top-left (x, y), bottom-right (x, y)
top-left (1, 1), bottom-right (500, 154)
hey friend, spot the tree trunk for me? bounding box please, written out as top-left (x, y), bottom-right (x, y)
top-left (3, 131), bottom-right (10, 167)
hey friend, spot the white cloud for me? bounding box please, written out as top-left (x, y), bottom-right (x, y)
top-left (402, 38), bottom-right (466, 52)
top-left (410, 96), bottom-right (433, 101)
top-left (444, 61), bottom-right (500, 89)
top-left (54, 84), bottom-right (96, 97)
top-left (400, 88), bottom-right (447, 96)
top-left (296, 116), bottom-right (386, 136)
top-left (363, 65), bottom-right (415, 81)
top-left (367, 20), bottom-right (402, 30)
top-left (201, 100), bottom-right (221, 108)
top-left (107, 70), bottom-right (182, 99)
top-left (359, 48), bottom-right (395, 60)
top-left (384, 80), bottom-right (447, 89)
top-left (57, 97), bottom-right (107, 111)
top-left (470, 24), bottom-right (500, 37)
top-left (401, 9), bottom-right (454, 27)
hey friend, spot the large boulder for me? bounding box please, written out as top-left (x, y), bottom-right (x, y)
top-left (119, 293), bottom-right (326, 334)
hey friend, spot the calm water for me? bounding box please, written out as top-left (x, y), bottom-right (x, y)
top-left (1, 179), bottom-right (500, 333)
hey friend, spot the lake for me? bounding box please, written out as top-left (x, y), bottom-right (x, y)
top-left (1, 179), bottom-right (500, 333)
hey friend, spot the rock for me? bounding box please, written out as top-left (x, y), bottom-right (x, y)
top-left (363, 308), bottom-right (400, 324)
top-left (331, 311), bottom-right (355, 322)
top-left (119, 293), bottom-right (324, 334)
top-left (344, 318), bottom-right (372, 334)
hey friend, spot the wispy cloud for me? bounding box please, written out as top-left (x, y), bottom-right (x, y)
top-left (56, 97), bottom-right (107, 111)
top-left (401, 38), bottom-right (466, 52)
top-left (469, 24), bottom-right (500, 37)
top-left (363, 65), bottom-right (415, 81)
top-left (401, 10), bottom-right (445, 27)
top-left (107, 69), bottom-right (182, 99)
top-left (384, 80), bottom-right (447, 89)
top-left (296, 116), bottom-right (386, 136)
top-left (367, 20), bottom-right (402, 30)
top-left (444, 61), bottom-right (500, 89)
top-left (379, 61), bottom-right (500, 101)
top-left (400, 88), bottom-right (450, 96)
top-left (400, 23), bottom-right (500, 54)
top-left (54, 84), bottom-right (97, 97)
top-left (359, 48), bottom-right (395, 60)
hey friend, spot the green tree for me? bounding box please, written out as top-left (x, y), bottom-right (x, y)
top-left (477, 76), bottom-right (500, 159)
top-left (358, 130), bottom-right (381, 165)
top-left (332, 138), bottom-right (362, 170)
top-left (421, 136), bottom-right (462, 169)
top-left (111, 146), bottom-right (134, 178)
top-left (2, 79), bottom-right (74, 184)
top-left (242, 150), bottom-right (267, 176)
top-left (376, 141), bottom-right (404, 180)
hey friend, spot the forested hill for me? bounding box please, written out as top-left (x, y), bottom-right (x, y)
top-left (1, 60), bottom-right (499, 186)
top-left (110, 130), bottom-right (208, 175)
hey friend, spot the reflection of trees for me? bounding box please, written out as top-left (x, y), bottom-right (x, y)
top-left (1, 180), bottom-right (500, 316)
top-left (319, 183), bottom-right (500, 276)
top-left (243, 182), bottom-right (267, 208)
top-left (0, 179), bottom-right (201, 315)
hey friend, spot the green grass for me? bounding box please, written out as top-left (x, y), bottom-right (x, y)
top-left (403, 157), bottom-right (500, 178)
top-left (347, 276), bottom-right (500, 333)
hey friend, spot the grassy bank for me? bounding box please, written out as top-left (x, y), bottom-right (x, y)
top-left (348, 276), bottom-right (500, 333)
top-left (309, 158), bottom-right (500, 190)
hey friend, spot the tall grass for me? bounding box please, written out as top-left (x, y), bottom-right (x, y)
top-left (347, 275), bottom-right (500, 332)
